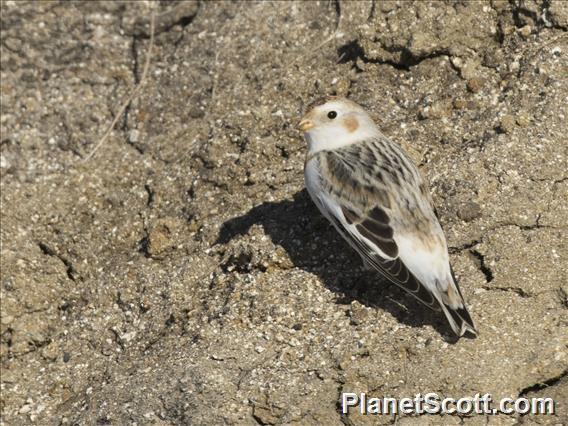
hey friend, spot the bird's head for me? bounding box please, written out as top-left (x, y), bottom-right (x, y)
top-left (298, 96), bottom-right (380, 154)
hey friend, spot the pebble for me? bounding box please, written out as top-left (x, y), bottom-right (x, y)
top-left (460, 59), bottom-right (481, 80)
top-left (418, 101), bottom-right (450, 120)
top-left (19, 404), bottom-right (32, 414)
top-left (516, 114), bottom-right (531, 128)
top-left (467, 77), bottom-right (485, 93)
top-left (457, 202), bottom-right (482, 222)
top-left (518, 25), bottom-right (532, 38)
top-left (1, 314), bottom-right (14, 325)
top-left (128, 129), bottom-right (140, 143)
top-left (189, 106), bottom-right (205, 118)
top-left (41, 342), bottom-right (59, 361)
top-left (498, 115), bottom-right (516, 134)
top-left (146, 217), bottom-right (182, 258)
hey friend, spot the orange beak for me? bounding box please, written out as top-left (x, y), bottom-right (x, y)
top-left (297, 119), bottom-right (315, 132)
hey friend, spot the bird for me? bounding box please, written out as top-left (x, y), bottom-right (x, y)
top-left (298, 95), bottom-right (477, 337)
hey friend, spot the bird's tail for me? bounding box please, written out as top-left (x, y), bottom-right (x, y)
top-left (437, 266), bottom-right (477, 337)
top-left (438, 298), bottom-right (477, 337)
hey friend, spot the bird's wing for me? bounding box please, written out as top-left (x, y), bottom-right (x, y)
top-left (317, 190), bottom-right (440, 311)
top-left (307, 145), bottom-right (476, 336)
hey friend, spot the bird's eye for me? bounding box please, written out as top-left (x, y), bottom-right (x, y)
top-left (327, 111), bottom-right (337, 119)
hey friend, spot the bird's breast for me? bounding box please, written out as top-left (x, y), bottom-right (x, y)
top-left (304, 156), bottom-right (322, 199)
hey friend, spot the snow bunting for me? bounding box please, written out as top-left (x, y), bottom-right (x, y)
top-left (299, 96), bottom-right (476, 337)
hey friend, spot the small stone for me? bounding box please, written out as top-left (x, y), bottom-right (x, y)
top-left (483, 48), bottom-right (505, 69)
top-left (466, 77), bottom-right (485, 93)
top-left (1, 314), bottom-right (14, 325)
top-left (453, 99), bottom-right (478, 110)
top-left (490, 0), bottom-right (509, 11)
top-left (418, 101), bottom-right (450, 120)
top-left (466, 100), bottom-right (478, 110)
top-left (145, 217), bottom-right (183, 258)
top-left (188, 219), bottom-right (200, 232)
top-left (457, 202), bottom-right (482, 222)
top-left (309, 20), bottom-right (321, 30)
top-left (501, 24), bottom-right (515, 37)
top-left (19, 404), bottom-right (32, 414)
top-left (335, 78), bottom-right (351, 96)
top-left (189, 107), bottom-right (204, 119)
top-left (3, 37), bottom-right (22, 52)
top-left (518, 25), bottom-right (532, 38)
top-left (549, 1), bottom-right (568, 28)
top-left (41, 342), bottom-right (59, 361)
top-left (349, 303), bottom-right (369, 325)
top-left (460, 59), bottom-right (480, 80)
top-left (270, 246), bottom-right (294, 270)
top-left (252, 404), bottom-right (285, 425)
top-left (408, 32), bottom-right (435, 58)
top-left (453, 99), bottom-right (467, 110)
top-left (450, 56), bottom-right (463, 70)
top-left (498, 115), bottom-right (516, 134)
top-left (0, 154), bottom-right (10, 169)
top-left (147, 229), bottom-right (170, 257)
top-left (516, 114), bottom-right (530, 128)
top-left (129, 129), bottom-right (140, 143)
top-left (379, 1), bottom-right (396, 12)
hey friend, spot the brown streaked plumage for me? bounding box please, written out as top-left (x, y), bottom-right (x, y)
top-left (299, 96), bottom-right (477, 337)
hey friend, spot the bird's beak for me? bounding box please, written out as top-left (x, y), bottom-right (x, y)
top-left (297, 119), bottom-right (314, 132)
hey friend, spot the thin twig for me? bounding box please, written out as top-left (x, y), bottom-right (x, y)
top-left (82, 12), bottom-right (156, 162)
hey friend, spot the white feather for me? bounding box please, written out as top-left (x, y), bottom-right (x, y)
top-left (394, 233), bottom-right (456, 305)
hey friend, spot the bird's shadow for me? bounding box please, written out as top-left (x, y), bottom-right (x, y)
top-left (216, 189), bottom-right (457, 341)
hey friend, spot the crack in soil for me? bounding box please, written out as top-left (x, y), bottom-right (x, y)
top-left (519, 368), bottom-right (568, 396)
top-left (482, 285), bottom-right (532, 298)
top-left (449, 239), bottom-right (482, 254)
top-left (334, 377), bottom-right (351, 426)
top-left (337, 38), bottom-right (452, 71)
top-left (37, 242), bottom-right (77, 281)
top-left (469, 249), bottom-right (494, 283)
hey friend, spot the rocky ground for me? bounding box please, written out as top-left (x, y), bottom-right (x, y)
top-left (1, 1), bottom-right (567, 424)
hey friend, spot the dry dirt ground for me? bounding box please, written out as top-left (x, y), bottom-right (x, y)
top-left (1, 1), bottom-right (567, 424)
